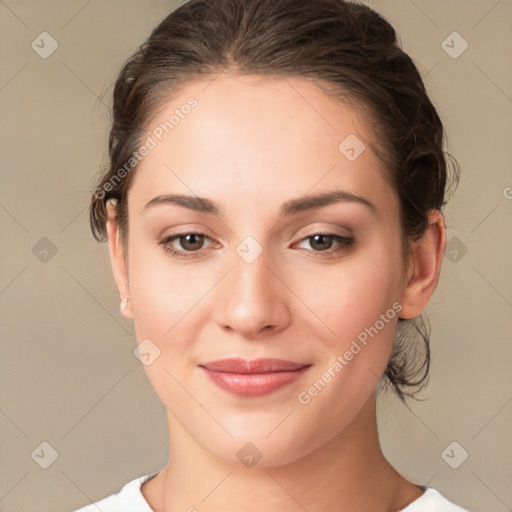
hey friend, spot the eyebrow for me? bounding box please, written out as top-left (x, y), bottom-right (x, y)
top-left (143, 190), bottom-right (375, 217)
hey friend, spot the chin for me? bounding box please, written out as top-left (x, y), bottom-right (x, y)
top-left (190, 419), bottom-right (324, 469)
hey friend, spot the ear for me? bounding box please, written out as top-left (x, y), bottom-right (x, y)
top-left (106, 200), bottom-right (133, 320)
top-left (399, 209), bottom-right (446, 320)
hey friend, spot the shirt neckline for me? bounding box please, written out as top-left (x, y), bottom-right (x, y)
top-left (133, 474), bottom-right (435, 511)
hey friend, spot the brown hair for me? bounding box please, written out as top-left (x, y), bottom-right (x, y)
top-left (89, 0), bottom-right (460, 402)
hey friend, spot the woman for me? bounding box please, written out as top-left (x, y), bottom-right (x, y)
top-left (74, 0), bottom-right (466, 510)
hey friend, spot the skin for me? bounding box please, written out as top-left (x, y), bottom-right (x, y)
top-left (106, 73), bottom-right (446, 511)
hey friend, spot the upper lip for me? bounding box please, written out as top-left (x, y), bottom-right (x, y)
top-left (199, 358), bottom-right (310, 374)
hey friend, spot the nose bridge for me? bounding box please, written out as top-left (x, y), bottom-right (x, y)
top-left (213, 239), bottom-right (290, 337)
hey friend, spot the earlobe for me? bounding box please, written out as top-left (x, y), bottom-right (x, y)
top-left (106, 199), bottom-right (134, 320)
top-left (399, 210), bottom-right (446, 320)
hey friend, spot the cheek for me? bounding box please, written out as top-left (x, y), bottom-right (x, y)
top-left (126, 249), bottom-right (206, 415)
top-left (293, 254), bottom-right (403, 432)
top-left (294, 237), bottom-right (404, 409)
top-left (125, 246), bottom-right (209, 406)
top-left (127, 241), bottom-right (209, 337)
top-left (303, 246), bottom-right (404, 345)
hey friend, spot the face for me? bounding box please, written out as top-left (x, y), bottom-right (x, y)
top-left (113, 74), bottom-right (414, 466)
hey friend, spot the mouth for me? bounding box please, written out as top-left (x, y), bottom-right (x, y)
top-left (198, 358), bottom-right (312, 397)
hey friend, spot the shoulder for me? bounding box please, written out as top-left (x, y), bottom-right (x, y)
top-left (399, 487), bottom-right (469, 511)
top-left (70, 472), bottom-right (158, 512)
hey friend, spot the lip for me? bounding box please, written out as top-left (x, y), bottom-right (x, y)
top-left (199, 358), bottom-right (312, 397)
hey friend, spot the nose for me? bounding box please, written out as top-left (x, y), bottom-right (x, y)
top-left (213, 248), bottom-right (291, 339)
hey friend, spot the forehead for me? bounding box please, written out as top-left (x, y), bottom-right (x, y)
top-left (128, 74), bottom-right (397, 219)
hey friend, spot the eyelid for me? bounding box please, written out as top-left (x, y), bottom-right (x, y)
top-left (291, 223), bottom-right (353, 241)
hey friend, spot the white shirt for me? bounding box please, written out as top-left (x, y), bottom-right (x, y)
top-left (72, 473), bottom-right (469, 511)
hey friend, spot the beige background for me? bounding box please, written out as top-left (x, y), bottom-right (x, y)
top-left (1, 1), bottom-right (511, 511)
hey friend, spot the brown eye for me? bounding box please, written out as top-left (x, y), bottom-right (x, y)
top-left (295, 232), bottom-right (354, 256)
top-left (160, 232), bottom-right (215, 259)
top-left (176, 233), bottom-right (205, 251)
top-left (309, 234), bottom-right (334, 251)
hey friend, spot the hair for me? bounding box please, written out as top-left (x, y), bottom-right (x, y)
top-left (89, 0), bottom-right (460, 402)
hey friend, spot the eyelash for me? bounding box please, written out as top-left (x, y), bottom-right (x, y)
top-left (159, 232), bottom-right (354, 259)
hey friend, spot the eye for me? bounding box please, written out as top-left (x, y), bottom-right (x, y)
top-left (294, 232), bottom-right (354, 256)
top-left (160, 233), bottom-right (216, 259)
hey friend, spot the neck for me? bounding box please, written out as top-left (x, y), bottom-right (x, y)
top-left (143, 392), bottom-right (422, 512)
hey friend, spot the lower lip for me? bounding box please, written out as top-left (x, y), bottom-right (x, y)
top-left (200, 366), bottom-right (311, 397)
